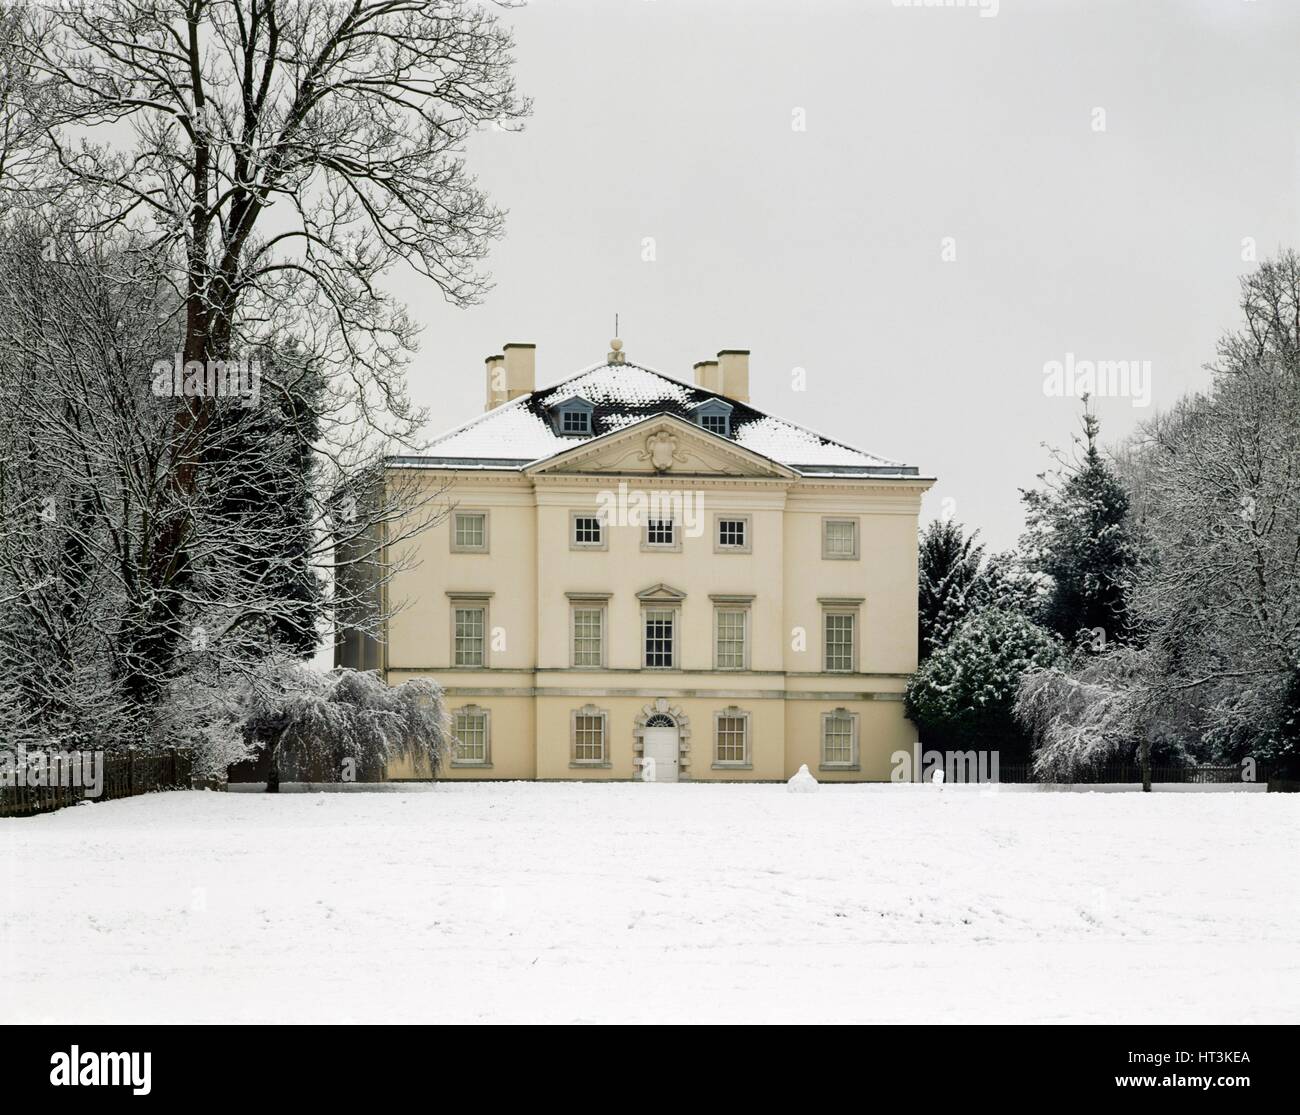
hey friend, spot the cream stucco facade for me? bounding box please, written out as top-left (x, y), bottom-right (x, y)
top-left (342, 342), bottom-right (933, 782)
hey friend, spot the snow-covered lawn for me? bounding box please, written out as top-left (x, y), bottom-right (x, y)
top-left (3, 783), bottom-right (1297, 1024)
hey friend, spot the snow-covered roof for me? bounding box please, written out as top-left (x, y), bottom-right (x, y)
top-left (393, 360), bottom-right (921, 478)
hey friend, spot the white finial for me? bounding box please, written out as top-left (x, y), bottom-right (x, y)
top-left (608, 337), bottom-right (625, 364)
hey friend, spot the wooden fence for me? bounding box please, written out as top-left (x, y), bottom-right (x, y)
top-left (0, 749), bottom-right (193, 818)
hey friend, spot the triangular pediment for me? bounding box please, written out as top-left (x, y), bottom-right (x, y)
top-left (525, 413), bottom-right (795, 479)
top-left (636, 583), bottom-right (687, 603)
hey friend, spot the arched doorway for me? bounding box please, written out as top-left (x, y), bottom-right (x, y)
top-left (641, 713), bottom-right (680, 782)
top-left (633, 700), bottom-right (692, 781)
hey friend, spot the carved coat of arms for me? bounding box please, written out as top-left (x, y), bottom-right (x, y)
top-left (641, 431), bottom-right (684, 472)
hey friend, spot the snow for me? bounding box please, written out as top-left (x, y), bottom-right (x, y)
top-left (731, 413), bottom-right (896, 470)
top-left (557, 362), bottom-right (694, 407)
top-left (787, 764), bottom-right (819, 792)
top-left (410, 391), bottom-right (561, 462)
top-left (3, 784), bottom-right (1297, 1024)
top-left (402, 360), bottom-right (915, 476)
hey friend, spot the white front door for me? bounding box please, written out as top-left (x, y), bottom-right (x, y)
top-left (641, 727), bottom-right (679, 782)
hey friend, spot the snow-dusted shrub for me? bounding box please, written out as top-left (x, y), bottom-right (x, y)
top-left (1014, 648), bottom-right (1151, 781)
top-left (1200, 672), bottom-right (1300, 777)
top-left (0, 652), bottom-right (139, 753)
top-left (153, 657), bottom-right (258, 781)
top-left (240, 659), bottom-right (451, 790)
top-left (905, 607), bottom-right (1063, 756)
top-left (153, 655), bottom-right (451, 787)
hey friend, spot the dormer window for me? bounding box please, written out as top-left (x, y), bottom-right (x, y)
top-left (552, 396), bottom-right (594, 437)
top-left (692, 398), bottom-right (733, 438)
top-left (562, 409), bottom-right (590, 434)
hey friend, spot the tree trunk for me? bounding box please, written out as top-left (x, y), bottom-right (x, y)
top-left (1141, 738), bottom-right (1152, 793)
top-left (266, 741), bottom-right (280, 793)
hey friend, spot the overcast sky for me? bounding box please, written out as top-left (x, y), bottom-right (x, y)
top-left (399, 0), bottom-right (1300, 551)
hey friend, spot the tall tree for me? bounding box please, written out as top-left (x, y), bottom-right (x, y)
top-left (917, 518), bottom-right (1038, 661)
top-left (19, 0), bottom-right (529, 698)
top-left (917, 519), bottom-right (986, 662)
top-left (1016, 252), bottom-right (1300, 782)
top-left (204, 349), bottom-right (326, 657)
top-left (1020, 401), bottom-right (1139, 647)
top-left (0, 224), bottom-right (441, 762)
top-left (0, 2), bottom-right (50, 198)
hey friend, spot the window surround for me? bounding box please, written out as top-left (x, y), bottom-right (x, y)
top-left (636, 583), bottom-right (686, 670)
top-left (566, 592), bottom-right (611, 669)
top-left (446, 591), bottom-right (492, 668)
top-left (713, 513), bottom-right (752, 554)
top-left (451, 704), bottom-right (492, 768)
top-left (819, 596), bottom-right (863, 674)
top-left (642, 607), bottom-right (678, 670)
top-left (819, 707), bottom-right (860, 772)
top-left (450, 509), bottom-right (490, 554)
top-left (821, 516), bottom-right (860, 561)
top-left (710, 594), bottom-right (754, 671)
top-left (569, 510), bottom-right (608, 551)
top-left (640, 516), bottom-right (681, 553)
top-left (712, 706), bottom-right (752, 770)
top-left (570, 704), bottom-right (610, 768)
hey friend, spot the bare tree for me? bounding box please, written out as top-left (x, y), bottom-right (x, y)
top-left (1017, 252), bottom-right (1300, 784)
top-left (28, 0), bottom-right (527, 366)
top-left (0, 223), bottom-right (444, 750)
top-left (1130, 361), bottom-right (1299, 690)
top-left (0, 2), bottom-right (51, 197)
top-left (14, 0), bottom-right (528, 689)
top-left (1015, 651), bottom-right (1157, 790)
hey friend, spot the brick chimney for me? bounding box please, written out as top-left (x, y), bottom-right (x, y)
top-left (484, 343), bottom-right (536, 411)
